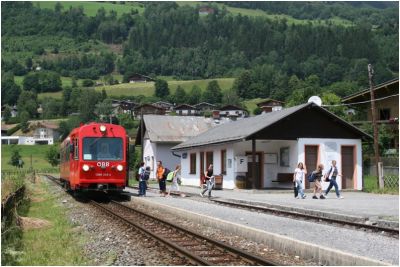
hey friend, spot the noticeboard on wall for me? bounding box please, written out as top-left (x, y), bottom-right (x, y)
top-left (264, 153), bottom-right (278, 164)
top-left (280, 147), bottom-right (290, 167)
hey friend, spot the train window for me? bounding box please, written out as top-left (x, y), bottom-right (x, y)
top-left (83, 138), bottom-right (123, 161)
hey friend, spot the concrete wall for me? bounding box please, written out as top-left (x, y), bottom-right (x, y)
top-left (143, 139), bottom-right (180, 179)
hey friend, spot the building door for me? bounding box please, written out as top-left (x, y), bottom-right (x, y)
top-left (341, 146), bottom-right (355, 189)
top-left (245, 152), bottom-right (263, 189)
top-left (304, 145), bottom-right (318, 189)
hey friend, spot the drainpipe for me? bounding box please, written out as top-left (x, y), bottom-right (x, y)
top-left (252, 138), bottom-right (256, 189)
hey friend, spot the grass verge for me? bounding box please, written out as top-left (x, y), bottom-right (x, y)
top-left (1, 145), bottom-right (55, 171)
top-left (16, 178), bottom-right (88, 265)
top-left (363, 175), bottom-right (399, 194)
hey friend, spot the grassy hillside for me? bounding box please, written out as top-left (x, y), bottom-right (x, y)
top-left (37, 78), bottom-right (235, 100)
top-left (37, 1), bottom-right (353, 27)
top-left (1, 145), bottom-right (55, 171)
top-left (177, 1), bottom-right (353, 26)
top-left (36, 1), bottom-right (145, 17)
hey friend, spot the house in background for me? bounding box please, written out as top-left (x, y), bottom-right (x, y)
top-left (215, 105), bottom-right (248, 120)
top-left (134, 103), bottom-right (166, 119)
top-left (194, 102), bottom-right (217, 113)
top-left (128, 73), bottom-right (155, 83)
top-left (172, 102), bottom-right (371, 190)
top-left (198, 7), bottom-right (215, 15)
top-left (154, 101), bottom-right (174, 112)
top-left (174, 104), bottom-right (199, 116)
top-left (1, 121), bottom-right (60, 145)
top-left (342, 78), bottom-right (399, 151)
top-left (257, 99), bottom-right (284, 113)
top-left (135, 115), bottom-right (221, 178)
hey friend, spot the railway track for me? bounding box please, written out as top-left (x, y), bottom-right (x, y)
top-left (44, 175), bottom-right (279, 265)
top-left (90, 199), bottom-right (279, 266)
top-left (127, 185), bottom-right (398, 237)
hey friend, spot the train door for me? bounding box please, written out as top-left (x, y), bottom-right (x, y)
top-left (304, 145), bottom-right (319, 189)
top-left (70, 137), bottom-right (79, 189)
top-left (341, 146), bottom-right (355, 189)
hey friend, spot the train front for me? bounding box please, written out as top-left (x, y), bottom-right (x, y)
top-left (78, 123), bottom-right (127, 192)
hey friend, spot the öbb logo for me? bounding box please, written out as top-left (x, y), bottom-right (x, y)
top-left (97, 162), bottom-right (110, 168)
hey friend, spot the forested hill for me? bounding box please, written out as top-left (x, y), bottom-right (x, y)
top-left (1, 1), bottom-right (398, 103)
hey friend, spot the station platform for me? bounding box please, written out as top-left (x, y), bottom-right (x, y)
top-left (179, 185), bottom-right (399, 227)
top-left (126, 185), bottom-right (399, 265)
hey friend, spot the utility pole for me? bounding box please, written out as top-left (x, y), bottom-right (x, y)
top-left (368, 64), bottom-right (380, 187)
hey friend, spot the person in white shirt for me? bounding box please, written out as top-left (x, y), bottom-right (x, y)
top-left (293, 162), bottom-right (307, 199)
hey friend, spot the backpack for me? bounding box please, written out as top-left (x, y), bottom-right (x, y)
top-left (166, 171), bottom-right (174, 182)
top-left (307, 172), bottom-right (316, 182)
top-left (162, 168), bottom-right (170, 180)
top-left (143, 167), bottom-right (150, 181)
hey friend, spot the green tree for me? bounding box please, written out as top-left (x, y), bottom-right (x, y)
top-left (17, 91), bottom-right (38, 119)
top-left (173, 86), bottom-right (187, 104)
top-left (222, 88), bottom-right (241, 106)
top-left (46, 145), bottom-right (60, 167)
top-left (19, 111), bottom-right (30, 133)
top-left (1, 73), bottom-right (21, 106)
top-left (42, 98), bottom-right (62, 119)
top-left (79, 89), bottom-right (101, 122)
top-left (154, 79), bottom-right (169, 98)
top-left (187, 85), bottom-right (202, 105)
top-left (233, 71), bottom-right (252, 99)
top-left (9, 146), bottom-right (22, 168)
top-left (202, 80), bottom-right (222, 104)
top-left (95, 99), bottom-right (113, 122)
top-left (2, 106), bottom-right (12, 123)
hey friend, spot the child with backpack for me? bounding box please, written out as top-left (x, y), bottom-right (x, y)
top-left (138, 162), bottom-right (149, 196)
top-left (167, 165), bottom-right (184, 197)
top-left (310, 164), bottom-right (325, 199)
top-left (293, 162), bottom-right (307, 199)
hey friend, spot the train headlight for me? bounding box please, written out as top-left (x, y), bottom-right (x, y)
top-left (82, 164), bottom-right (90, 172)
top-left (99, 125), bottom-right (107, 133)
top-left (116, 164), bottom-right (123, 171)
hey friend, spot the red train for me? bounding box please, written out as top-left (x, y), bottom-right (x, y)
top-left (60, 122), bottom-right (129, 193)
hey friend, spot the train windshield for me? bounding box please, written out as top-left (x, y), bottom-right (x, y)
top-left (83, 138), bottom-right (123, 161)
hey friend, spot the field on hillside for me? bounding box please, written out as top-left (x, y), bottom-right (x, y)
top-left (37, 78), bottom-right (235, 100)
top-left (36, 1), bottom-right (145, 17)
top-left (177, 1), bottom-right (353, 26)
top-left (1, 145), bottom-right (55, 171)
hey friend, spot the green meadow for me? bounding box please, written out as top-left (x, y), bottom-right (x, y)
top-left (37, 78), bottom-right (235, 100)
top-left (36, 1), bottom-right (145, 17)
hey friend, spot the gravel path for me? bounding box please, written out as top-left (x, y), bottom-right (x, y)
top-left (137, 190), bottom-right (399, 265)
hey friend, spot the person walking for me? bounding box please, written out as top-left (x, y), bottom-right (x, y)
top-left (324, 160), bottom-right (344, 199)
top-left (312, 164), bottom-right (326, 199)
top-left (200, 164), bottom-right (214, 198)
top-left (137, 162), bottom-right (148, 196)
top-left (293, 162), bottom-right (307, 199)
top-left (167, 165), bottom-right (184, 197)
top-left (156, 161), bottom-right (166, 196)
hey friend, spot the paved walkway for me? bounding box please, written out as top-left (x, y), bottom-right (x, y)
top-left (177, 186), bottom-right (399, 224)
top-left (155, 185), bottom-right (399, 227)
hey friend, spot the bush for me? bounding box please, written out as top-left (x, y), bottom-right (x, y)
top-left (81, 79), bottom-right (94, 87)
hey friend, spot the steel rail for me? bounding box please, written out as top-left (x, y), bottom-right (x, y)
top-left (111, 201), bottom-right (278, 266)
top-left (90, 200), bottom-right (211, 265)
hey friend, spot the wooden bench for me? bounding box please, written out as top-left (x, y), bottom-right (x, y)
top-left (272, 173), bottom-right (294, 183)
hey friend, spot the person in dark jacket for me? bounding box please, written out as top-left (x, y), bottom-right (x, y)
top-left (200, 164), bottom-right (214, 198)
top-left (312, 164), bottom-right (325, 199)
